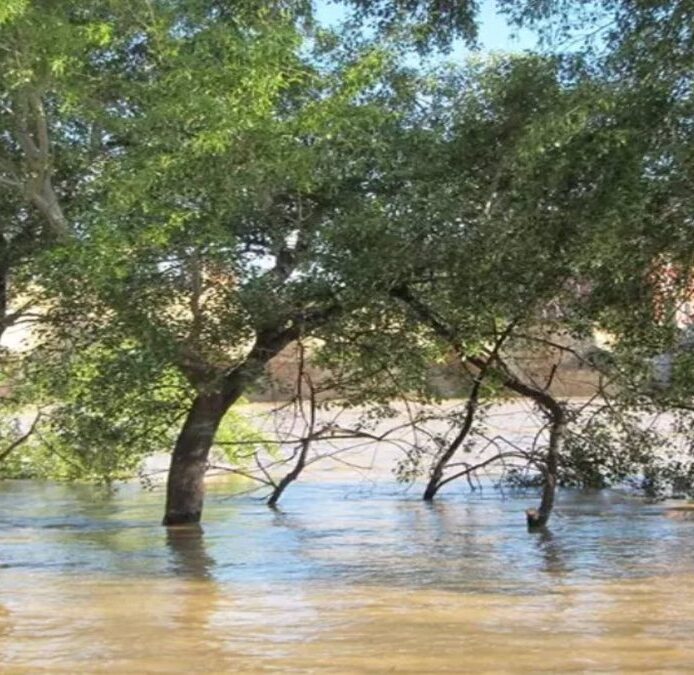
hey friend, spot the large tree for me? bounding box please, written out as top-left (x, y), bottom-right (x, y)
top-left (311, 46), bottom-right (694, 524)
top-left (1, 0), bottom-right (432, 523)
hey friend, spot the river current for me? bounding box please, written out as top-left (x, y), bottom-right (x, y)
top-left (1, 477), bottom-right (693, 672)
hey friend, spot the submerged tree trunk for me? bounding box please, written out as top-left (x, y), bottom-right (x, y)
top-left (267, 361), bottom-right (317, 509)
top-left (422, 394), bottom-right (479, 502)
top-left (163, 324), bottom-right (308, 526)
top-left (163, 391), bottom-right (231, 526)
top-left (423, 359), bottom-right (485, 502)
top-left (422, 327), bottom-right (512, 502)
top-left (267, 437), bottom-right (310, 508)
top-left (526, 404), bottom-right (566, 529)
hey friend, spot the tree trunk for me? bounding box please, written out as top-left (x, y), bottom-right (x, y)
top-left (526, 405), bottom-right (566, 529)
top-left (423, 349), bottom-right (492, 502)
top-left (163, 324), bottom-right (306, 526)
top-left (420, 320), bottom-right (513, 503)
top-left (423, 466), bottom-right (445, 502)
top-left (423, 392), bottom-right (478, 502)
top-left (163, 391), bottom-right (230, 526)
top-left (267, 438), bottom-right (309, 508)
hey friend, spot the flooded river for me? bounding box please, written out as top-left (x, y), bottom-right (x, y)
top-left (1, 479), bottom-right (694, 672)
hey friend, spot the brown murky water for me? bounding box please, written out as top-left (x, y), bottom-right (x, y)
top-left (1, 480), bottom-right (693, 673)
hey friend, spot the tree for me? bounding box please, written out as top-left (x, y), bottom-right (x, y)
top-left (310, 50), bottom-right (693, 526)
top-left (1, 1), bottom-right (433, 523)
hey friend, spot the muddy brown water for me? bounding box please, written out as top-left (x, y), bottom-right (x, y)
top-left (0, 478), bottom-right (693, 673)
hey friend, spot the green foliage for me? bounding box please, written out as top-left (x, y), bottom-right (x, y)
top-left (213, 403), bottom-right (274, 465)
top-left (0, 430), bottom-right (141, 483)
top-left (0, 351), bottom-right (270, 483)
top-left (314, 53), bottom-right (624, 399)
top-left (0, 0), bottom-right (27, 25)
top-left (0, 0), bottom-right (404, 482)
top-left (1, 335), bottom-right (189, 483)
top-left (561, 405), bottom-right (671, 490)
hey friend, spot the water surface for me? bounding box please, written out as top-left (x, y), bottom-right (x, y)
top-left (1, 479), bottom-right (693, 672)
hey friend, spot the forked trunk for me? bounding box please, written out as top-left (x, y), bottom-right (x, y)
top-left (163, 392), bottom-right (229, 526)
top-left (267, 438), bottom-right (309, 508)
top-left (389, 284), bottom-right (570, 528)
top-left (423, 469), bottom-right (444, 502)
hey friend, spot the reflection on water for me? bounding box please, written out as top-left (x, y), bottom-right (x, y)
top-left (1, 479), bottom-right (694, 672)
top-left (166, 525), bottom-right (216, 579)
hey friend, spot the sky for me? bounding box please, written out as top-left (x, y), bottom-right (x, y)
top-left (314, 0), bottom-right (540, 60)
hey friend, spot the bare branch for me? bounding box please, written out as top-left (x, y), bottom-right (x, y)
top-left (0, 411), bottom-right (42, 464)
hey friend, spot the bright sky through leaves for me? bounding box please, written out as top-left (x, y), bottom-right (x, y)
top-left (314, 0), bottom-right (539, 57)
